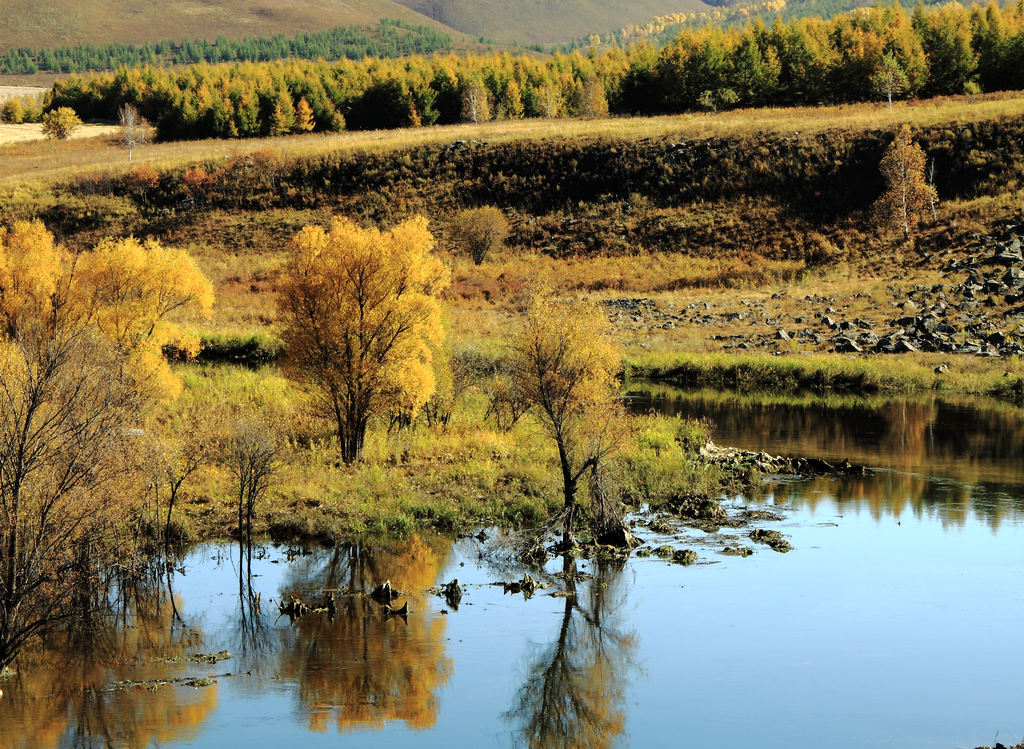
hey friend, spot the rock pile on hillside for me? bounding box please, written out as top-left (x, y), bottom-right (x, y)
top-left (827, 221), bottom-right (1024, 356)
top-left (604, 221), bottom-right (1024, 358)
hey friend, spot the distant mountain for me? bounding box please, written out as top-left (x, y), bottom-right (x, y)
top-left (0, 0), bottom-right (457, 53)
top-left (392, 0), bottom-right (715, 45)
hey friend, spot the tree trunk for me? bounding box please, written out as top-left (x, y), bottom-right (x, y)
top-left (339, 416), bottom-right (368, 464)
top-left (165, 487), bottom-right (177, 559)
top-left (556, 440), bottom-right (577, 546)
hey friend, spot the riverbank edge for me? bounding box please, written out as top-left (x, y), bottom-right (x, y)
top-left (166, 353), bottom-right (1024, 550)
top-left (625, 350), bottom-right (1024, 403)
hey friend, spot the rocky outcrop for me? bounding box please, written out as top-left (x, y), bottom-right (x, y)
top-left (699, 441), bottom-right (868, 477)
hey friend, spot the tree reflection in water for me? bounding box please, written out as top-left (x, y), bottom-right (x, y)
top-left (505, 555), bottom-right (636, 748)
top-left (275, 534), bottom-right (453, 732)
top-left (0, 565), bottom-right (215, 749)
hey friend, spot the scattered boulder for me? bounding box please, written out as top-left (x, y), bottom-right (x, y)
top-left (749, 529), bottom-right (793, 553)
top-left (672, 549), bottom-right (698, 565)
top-left (721, 546), bottom-right (754, 557)
top-left (667, 492), bottom-right (728, 523)
top-left (647, 516), bottom-right (675, 534)
top-left (595, 519), bottom-right (641, 549)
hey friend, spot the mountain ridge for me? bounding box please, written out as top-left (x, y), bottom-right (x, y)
top-left (0, 0), bottom-right (457, 54)
top-left (393, 0), bottom-right (715, 44)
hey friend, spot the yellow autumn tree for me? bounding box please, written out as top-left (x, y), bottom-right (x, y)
top-left (40, 106), bottom-right (81, 140)
top-left (293, 96), bottom-right (315, 133)
top-left (874, 124), bottom-right (936, 239)
top-left (277, 216), bottom-right (449, 463)
top-left (0, 221), bottom-right (213, 670)
top-left (507, 290), bottom-right (623, 544)
top-left (73, 236), bottom-right (214, 399)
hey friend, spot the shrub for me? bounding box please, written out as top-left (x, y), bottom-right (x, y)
top-left (451, 206), bottom-right (509, 264)
top-left (1, 98), bottom-right (23, 124)
top-left (41, 106), bottom-right (82, 139)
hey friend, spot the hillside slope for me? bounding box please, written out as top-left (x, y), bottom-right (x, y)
top-left (0, 0), bottom-right (456, 53)
top-left (393, 0), bottom-right (714, 44)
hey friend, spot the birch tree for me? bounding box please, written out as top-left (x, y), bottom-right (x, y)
top-left (874, 124), bottom-right (936, 239)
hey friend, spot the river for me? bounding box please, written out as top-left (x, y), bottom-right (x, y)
top-left (2, 390), bottom-right (1022, 748)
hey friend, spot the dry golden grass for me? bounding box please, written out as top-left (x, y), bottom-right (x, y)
top-left (0, 122), bottom-right (118, 145)
top-left (0, 85), bottom-right (47, 101)
top-left (4, 90), bottom-right (1024, 187)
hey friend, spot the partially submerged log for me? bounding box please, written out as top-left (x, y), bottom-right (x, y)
top-left (383, 600), bottom-right (409, 618)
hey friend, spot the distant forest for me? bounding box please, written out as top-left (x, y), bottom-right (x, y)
top-left (0, 19), bottom-right (452, 75)
top-left (46, 2), bottom-right (1024, 140)
top-left (559, 0), bottom-right (960, 50)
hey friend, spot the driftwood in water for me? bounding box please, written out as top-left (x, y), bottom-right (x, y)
top-left (278, 591), bottom-right (338, 620)
top-left (383, 600), bottom-right (409, 618)
top-left (442, 578), bottom-right (462, 608)
top-left (370, 579), bottom-right (401, 603)
top-left (279, 596), bottom-right (311, 618)
top-left (497, 573), bottom-right (545, 598)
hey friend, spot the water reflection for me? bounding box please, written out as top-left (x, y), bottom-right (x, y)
top-left (505, 556), bottom-right (636, 748)
top-left (0, 568), bottom-right (214, 749)
top-left (275, 535), bottom-right (453, 732)
top-left (632, 387), bottom-right (1024, 526)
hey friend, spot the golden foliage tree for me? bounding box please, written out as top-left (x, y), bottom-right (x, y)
top-left (871, 53), bottom-right (909, 111)
top-left (460, 76), bottom-right (490, 123)
top-left (0, 221), bottom-right (213, 670)
top-left (73, 236), bottom-right (214, 400)
top-left (40, 106), bottom-right (81, 139)
top-left (874, 124), bottom-right (936, 239)
top-left (507, 291), bottom-right (622, 543)
top-left (293, 96), bottom-right (315, 133)
top-left (277, 216), bottom-right (449, 463)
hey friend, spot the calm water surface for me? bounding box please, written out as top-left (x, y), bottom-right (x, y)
top-left (3, 390), bottom-right (1024, 749)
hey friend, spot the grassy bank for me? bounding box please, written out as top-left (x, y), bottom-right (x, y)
top-left (627, 351), bottom-right (1024, 402)
top-left (155, 365), bottom-right (721, 545)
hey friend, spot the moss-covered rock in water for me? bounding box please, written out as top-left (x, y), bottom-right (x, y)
top-left (749, 528), bottom-right (793, 552)
top-left (653, 545), bottom-right (676, 559)
top-left (672, 549), bottom-right (698, 565)
top-left (667, 493), bottom-right (727, 523)
top-left (647, 516), bottom-right (675, 534)
top-left (721, 546), bottom-right (754, 557)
